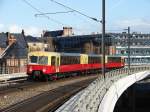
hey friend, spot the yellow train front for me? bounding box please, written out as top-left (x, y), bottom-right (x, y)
top-left (27, 51), bottom-right (125, 80)
top-left (27, 51), bottom-right (60, 80)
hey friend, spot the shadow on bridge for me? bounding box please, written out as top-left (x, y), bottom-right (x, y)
top-left (114, 77), bottom-right (150, 112)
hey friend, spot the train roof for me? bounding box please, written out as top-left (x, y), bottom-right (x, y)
top-left (61, 53), bottom-right (102, 57)
top-left (88, 54), bottom-right (102, 57)
top-left (106, 55), bottom-right (122, 57)
top-left (60, 52), bottom-right (81, 56)
top-left (29, 51), bottom-right (121, 57)
top-left (28, 51), bottom-right (60, 56)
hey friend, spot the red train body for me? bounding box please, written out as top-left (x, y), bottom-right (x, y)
top-left (27, 51), bottom-right (125, 80)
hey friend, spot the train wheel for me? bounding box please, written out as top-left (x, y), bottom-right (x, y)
top-left (32, 75), bottom-right (37, 81)
top-left (51, 75), bottom-right (58, 80)
top-left (27, 75), bottom-right (33, 81)
top-left (43, 75), bottom-right (53, 81)
top-left (57, 73), bottom-right (64, 79)
top-left (45, 76), bottom-right (49, 82)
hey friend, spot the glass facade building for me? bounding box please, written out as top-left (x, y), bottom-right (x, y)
top-left (112, 33), bottom-right (150, 65)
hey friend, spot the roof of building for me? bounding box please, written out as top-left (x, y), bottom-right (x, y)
top-left (6, 33), bottom-right (28, 58)
top-left (43, 30), bottom-right (63, 37)
top-left (0, 33), bottom-right (28, 59)
top-left (55, 34), bottom-right (112, 47)
top-left (49, 34), bottom-right (112, 53)
top-left (25, 35), bottom-right (42, 43)
top-left (110, 33), bottom-right (150, 38)
top-left (0, 33), bottom-right (8, 48)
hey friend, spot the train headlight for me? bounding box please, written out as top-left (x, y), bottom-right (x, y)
top-left (43, 68), bottom-right (46, 73)
top-left (29, 67), bottom-right (32, 72)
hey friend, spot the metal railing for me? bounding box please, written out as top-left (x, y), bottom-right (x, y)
top-left (56, 66), bottom-right (150, 112)
top-left (0, 66), bottom-right (27, 84)
top-left (0, 66), bottom-right (27, 74)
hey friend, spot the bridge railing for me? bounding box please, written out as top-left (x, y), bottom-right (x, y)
top-left (0, 66), bottom-right (27, 74)
top-left (56, 66), bottom-right (150, 112)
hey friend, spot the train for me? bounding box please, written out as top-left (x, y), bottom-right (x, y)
top-left (27, 51), bottom-right (125, 80)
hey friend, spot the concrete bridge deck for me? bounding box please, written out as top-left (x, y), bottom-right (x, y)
top-left (56, 66), bottom-right (150, 112)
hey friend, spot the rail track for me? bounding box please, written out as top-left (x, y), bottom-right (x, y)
top-left (0, 75), bottom-right (96, 95)
top-left (0, 75), bottom-right (98, 112)
top-left (0, 80), bottom-right (46, 95)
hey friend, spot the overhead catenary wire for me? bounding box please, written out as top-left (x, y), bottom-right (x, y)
top-left (22, 0), bottom-right (90, 34)
top-left (22, 0), bottom-right (72, 27)
top-left (22, 0), bottom-right (49, 19)
top-left (49, 0), bottom-right (101, 23)
top-left (35, 10), bottom-right (74, 17)
top-left (22, 0), bottom-right (102, 34)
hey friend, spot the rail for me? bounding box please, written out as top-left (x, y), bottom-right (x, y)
top-left (56, 66), bottom-right (150, 112)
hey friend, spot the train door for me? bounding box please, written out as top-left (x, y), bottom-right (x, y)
top-left (56, 56), bottom-right (60, 73)
top-left (80, 54), bottom-right (88, 64)
top-left (51, 56), bottom-right (59, 73)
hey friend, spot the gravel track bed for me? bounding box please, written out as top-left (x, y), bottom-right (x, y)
top-left (0, 75), bottom-right (98, 110)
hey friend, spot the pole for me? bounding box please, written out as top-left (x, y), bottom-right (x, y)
top-left (102, 0), bottom-right (105, 79)
top-left (127, 27), bottom-right (130, 70)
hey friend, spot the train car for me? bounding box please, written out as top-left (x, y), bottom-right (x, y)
top-left (59, 53), bottom-right (81, 73)
top-left (27, 51), bottom-right (125, 80)
top-left (27, 51), bottom-right (60, 79)
top-left (105, 56), bottom-right (125, 69)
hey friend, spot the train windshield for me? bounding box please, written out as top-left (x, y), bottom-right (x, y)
top-left (29, 56), bottom-right (38, 63)
top-left (29, 56), bottom-right (48, 65)
top-left (39, 56), bottom-right (48, 65)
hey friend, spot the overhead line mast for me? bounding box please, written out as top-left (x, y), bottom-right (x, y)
top-left (102, 0), bottom-right (106, 79)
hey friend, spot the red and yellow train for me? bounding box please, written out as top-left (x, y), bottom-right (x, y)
top-left (27, 51), bottom-right (125, 80)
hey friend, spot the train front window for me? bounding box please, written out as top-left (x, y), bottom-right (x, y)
top-left (29, 56), bottom-right (38, 63)
top-left (39, 56), bottom-right (48, 65)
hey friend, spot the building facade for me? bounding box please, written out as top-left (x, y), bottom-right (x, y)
top-left (0, 31), bottom-right (48, 74)
top-left (25, 35), bottom-right (46, 52)
top-left (111, 33), bottom-right (150, 65)
top-left (43, 28), bottom-right (112, 54)
top-left (0, 32), bottom-right (28, 74)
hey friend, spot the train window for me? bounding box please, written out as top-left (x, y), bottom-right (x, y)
top-left (51, 56), bottom-right (56, 66)
top-left (60, 56), bottom-right (65, 65)
top-left (121, 58), bottom-right (125, 63)
top-left (108, 57), bottom-right (121, 63)
top-left (29, 56), bottom-right (38, 63)
top-left (56, 57), bottom-right (59, 66)
top-left (60, 56), bottom-right (80, 65)
top-left (39, 56), bottom-right (48, 65)
top-left (88, 56), bottom-right (101, 64)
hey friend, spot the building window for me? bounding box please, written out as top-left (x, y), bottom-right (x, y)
top-left (117, 42), bottom-right (120, 45)
top-left (121, 50), bottom-right (125, 54)
top-left (33, 43), bottom-right (36, 46)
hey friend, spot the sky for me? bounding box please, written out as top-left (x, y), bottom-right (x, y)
top-left (0, 0), bottom-right (150, 36)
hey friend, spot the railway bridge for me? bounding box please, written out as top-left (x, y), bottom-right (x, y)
top-left (56, 66), bottom-right (150, 112)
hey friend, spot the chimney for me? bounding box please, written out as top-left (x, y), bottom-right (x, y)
top-left (63, 27), bottom-right (73, 36)
top-left (6, 34), bottom-right (16, 46)
top-left (6, 32), bottom-right (10, 38)
top-left (42, 30), bottom-right (46, 37)
top-left (21, 29), bottom-right (25, 36)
